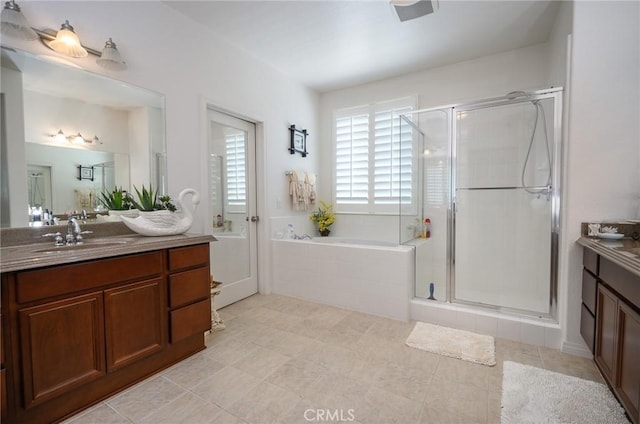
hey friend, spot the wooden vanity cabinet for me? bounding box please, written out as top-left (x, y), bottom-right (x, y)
top-left (167, 245), bottom-right (212, 343)
top-left (1, 310), bottom-right (7, 421)
top-left (18, 291), bottom-right (106, 409)
top-left (584, 251), bottom-right (640, 424)
top-left (595, 283), bottom-right (619, 383)
top-left (581, 249), bottom-right (599, 353)
top-left (1, 243), bottom-right (211, 424)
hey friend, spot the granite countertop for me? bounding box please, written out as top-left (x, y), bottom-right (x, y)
top-left (0, 222), bottom-right (216, 273)
top-left (577, 236), bottom-right (640, 278)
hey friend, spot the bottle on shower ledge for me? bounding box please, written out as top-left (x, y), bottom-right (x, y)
top-left (422, 218), bottom-right (431, 238)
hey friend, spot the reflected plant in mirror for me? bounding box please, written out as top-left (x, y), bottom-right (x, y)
top-left (0, 46), bottom-right (167, 228)
top-left (99, 187), bottom-right (132, 211)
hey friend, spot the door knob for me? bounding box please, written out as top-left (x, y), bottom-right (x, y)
top-left (250, 216), bottom-right (259, 222)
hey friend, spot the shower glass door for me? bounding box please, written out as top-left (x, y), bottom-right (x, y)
top-left (453, 94), bottom-right (559, 315)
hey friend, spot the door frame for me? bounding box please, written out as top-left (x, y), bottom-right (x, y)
top-left (199, 99), bottom-right (268, 301)
top-left (448, 88), bottom-right (563, 319)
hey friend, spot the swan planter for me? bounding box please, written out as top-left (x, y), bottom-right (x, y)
top-left (120, 188), bottom-right (200, 236)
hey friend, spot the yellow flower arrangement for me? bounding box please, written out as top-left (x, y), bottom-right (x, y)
top-left (310, 200), bottom-right (336, 234)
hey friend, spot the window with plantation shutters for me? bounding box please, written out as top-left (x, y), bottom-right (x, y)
top-left (374, 106), bottom-right (413, 205)
top-left (333, 98), bottom-right (415, 213)
top-left (335, 113), bottom-right (369, 205)
top-left (426, 159), bottom-right (447, 206)
top-left (225, 132), bottom-right (246, 211)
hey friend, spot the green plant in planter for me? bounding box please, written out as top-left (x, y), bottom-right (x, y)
top-left (130, 185), bottom-right (176, 212)
top-left (310, 200), bottom-right (336, 235)
top-left (99, 187), bottom-right (132, 210)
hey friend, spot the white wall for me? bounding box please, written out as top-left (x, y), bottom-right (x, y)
top-left (4, 1), bottom-right (320, 294)
top-left (23, 90), bottom-right (129, 153)
top-left (561, 0), bottom-right (640, 356)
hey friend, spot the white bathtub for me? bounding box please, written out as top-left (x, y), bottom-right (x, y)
top-left (271, 238), bottom-right (413, 320)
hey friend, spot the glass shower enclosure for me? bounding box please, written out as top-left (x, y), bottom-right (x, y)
top-left (401, 88), bottom-right (562, 318)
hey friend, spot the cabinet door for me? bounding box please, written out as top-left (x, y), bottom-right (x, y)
top-left (595, 284), bottom-right (618, 383)
top-left (617, 302), bottom-right (640, 423)
top-left (19, 292), bottom-right (105, 408)
top-left (104, 279), bottom-right (164, 372)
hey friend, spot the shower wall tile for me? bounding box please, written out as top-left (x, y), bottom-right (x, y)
top-left (471, 314), bottom-right (499, 337)
top-left (544, 326), bottom-right (563, 349)
top-left (520, 322), bottom-right (546, 346)
top-left (496, 317), bottom-right (521, 341)
top-left (452, 310), bottom-right (477, 332)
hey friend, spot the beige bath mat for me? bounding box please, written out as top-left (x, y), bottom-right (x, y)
top-left (405, 322), bottom-right (496, 366)
top-left (501, 361), bottom-right (628, 423)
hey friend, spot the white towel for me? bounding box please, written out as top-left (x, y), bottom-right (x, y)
top-left (305, 172), bottom-right (317, 207)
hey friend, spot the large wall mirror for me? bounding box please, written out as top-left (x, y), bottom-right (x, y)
top-left (1, 46), bottom-right (166, 228)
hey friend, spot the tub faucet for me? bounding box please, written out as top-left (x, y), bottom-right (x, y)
top-left (293, 234), bottom-right (312, 240)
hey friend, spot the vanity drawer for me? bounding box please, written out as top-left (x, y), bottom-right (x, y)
top-left (16, 252), bottom-right (163, 304)
top-left (582, 269), bottom-right (598, 315)
top-left (583, 248), bottom-right (599, 276)
top-left (168, 267), bottom-right (210, 308)
top-left (600, 257), bottom-right (640, 308)
top-left (168, 244), bottom-right (209, 272)
top-left (169, 299), bottom-right (211, 343)
top-left (580, 303), bottom-right (595, 353)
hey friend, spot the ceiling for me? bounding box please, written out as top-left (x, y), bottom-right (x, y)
top-left (165, 0), bottom-right (561, 93)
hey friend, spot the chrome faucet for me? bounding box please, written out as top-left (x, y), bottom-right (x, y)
top-left (65, 216), bottom-right (91, 244)
top-left (66, 217), bottom-right (81, 244)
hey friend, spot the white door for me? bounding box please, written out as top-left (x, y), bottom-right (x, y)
top-left (207, 109), bottom-right (258, 307)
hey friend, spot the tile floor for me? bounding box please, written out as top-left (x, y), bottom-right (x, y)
top-left (64, 294), bottom-right (604, 424)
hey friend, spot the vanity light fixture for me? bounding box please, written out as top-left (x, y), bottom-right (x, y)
top-left (96, 38), bottom-right (126, 71)
top-left (47, 20), bottom-right (88, 58)
top-left (1, 2), bottom-right (128, 71)
top-left (0, 0), bottom-right (37, 40)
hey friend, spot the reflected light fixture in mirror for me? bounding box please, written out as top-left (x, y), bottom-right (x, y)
top-left (47, 20), bottom-right (88, 58)
top-left (53, 129), bottom-right (66, 143)
top-left (50, 129), bottom-right (102, 145)
top-left (72, 133), bottom-right (85, 144)
top-left (0, 0), bottom-right (37, 40)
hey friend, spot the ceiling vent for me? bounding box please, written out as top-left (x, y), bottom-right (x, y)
top-left (391, 0), bottom-right (439, 22)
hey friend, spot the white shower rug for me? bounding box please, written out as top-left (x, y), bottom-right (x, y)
top-left (501, 361), bottom-right (629, 424)
top-left (405, 322), bottom-right (496, 366)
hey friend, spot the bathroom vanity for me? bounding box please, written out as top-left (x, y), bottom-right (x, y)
top-left (578, 232), bottom-right (640, 424)
top-left (0, 224), bottom-right (214, 423)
